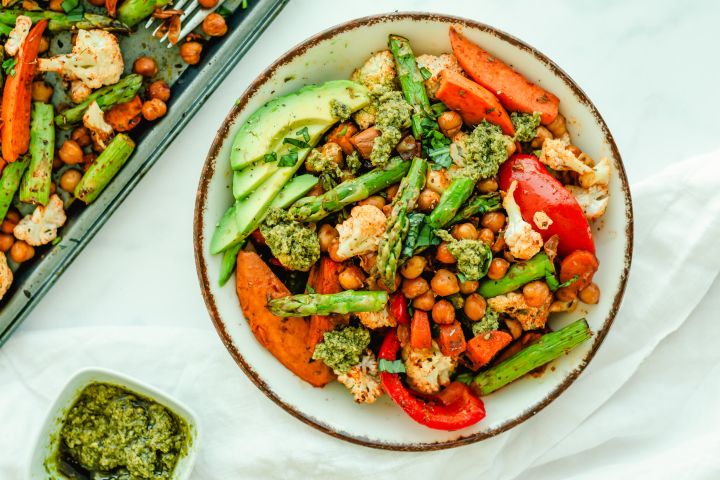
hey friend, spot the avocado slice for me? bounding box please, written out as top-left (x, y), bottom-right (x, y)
top-left (229, 80), bottom-right (370, 171)
top-left (269, 174), bottom-right (318, 209)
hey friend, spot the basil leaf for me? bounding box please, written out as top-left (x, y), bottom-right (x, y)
top-left (401, 212), bottom-right (426, 259)
top-left (420, 66), bottom-right (432, 80)
top-left (263, 152), bottom-right (277, 163)
top-left (283, 137), bottom-right (310, 149)
top-left (278, 150), bottom-right (298, 167)
top-left (61, 0), bottom-right (79, 13)
top-left (2, 58), bottom-right (17, 77)
top-left (296, 126), bottom-right (310, 143)
top-left (378, 359), bottom-right (406, 374)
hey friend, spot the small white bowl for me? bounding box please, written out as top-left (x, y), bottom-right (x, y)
top-left (28, 367), bottom-right (200, 480)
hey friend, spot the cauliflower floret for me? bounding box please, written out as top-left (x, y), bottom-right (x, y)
top-left (539, 138), bottom-right (592, 175)
top-left (13, 195), bottom-right (67, 246)
top-left (4, 15), bottom-right (31, 57)
top-left (70, 81), bottom-right (93, 104)
top-left (351, 50), bottom-right (397, 94)
top-left (503, 180), bottom-right (543, 260)
top-left (38, 30), bottom-right (123, 101)
top-left (416, 53), bottom-right (463, 99)
top-left (487, 291), bottom-right (552, 331)
top-left (357, 304), bottom-right (396, 330)
top-left (335, 205), bottom-right (387, 260)
top-left (83, 101), bottom-right (114, 150)
top-left (353, 105), bottom-right (377, 130)
top-left (336, 350), bottom-right (384, 404)
top-left (402, 342), bottom-right (457, 395)
top-left (566, 184), bottom-right (609, 221)
top-left (0, 252), bottom-right (13, 301)
top-left (579, 157), bottom-right (611, 188)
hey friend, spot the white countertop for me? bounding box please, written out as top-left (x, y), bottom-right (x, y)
top-left (6, 0), bottom-right (720, 478)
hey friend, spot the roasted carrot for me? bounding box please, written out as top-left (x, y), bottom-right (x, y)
top-left (410, 310), bottom-right (432, 350)
top-left (437, 321), bottom-right (466, 357)
top-left (106, 0), bottom-right (118, 17)
top-left (306, 256), bottom-right (345, 350)
top-left (466, 330), bottom-right (513, 369)
top-left (1, 20), bottom-right (47, 163)
top-left (559, 250), bottom-right (599, 292)
top-left (105, 95), bottom-right (143, 132)
top-left (436, 69), bottom-right (515, 136)
top-left (449, 26), bottom-right (560, 125)
top-left (235, 251), bottom-right (333, 387)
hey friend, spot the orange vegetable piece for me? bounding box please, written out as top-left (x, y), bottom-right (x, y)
top-left (437, 321), bottom-right (466, 357)
top-left (105, 95), bottom-right (143, 132)
top-left (466, 330), bottom-right (513, 369)
top-left (106, 0), bottom-right (118, 17)
top-left (559, 250), bottom-right (599, 292)
top-left (306, 256), bottom-right (345, 350)
top-left (410, 310), bottom-right (432, 350)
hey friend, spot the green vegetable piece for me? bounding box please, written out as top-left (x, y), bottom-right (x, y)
top-left (260, 210), bottom-right (320, 272)
top-left (74, 134), bottom-right (135, 204)
top-left (0, 10), bottom-right (130, 33)
top-left (435, 229), bottom-right (492, 281)
top-left (447, 192), bottom-right (502, 227)
top-left (427, 177), bottom-right (475, 229)
top-left (210, 202), bottom-right (241, 256)
top-left (218, 243), bottom-right (242, 287)
top-left (511, 112), bottom-right (541, 143)
top-left (312, 326), bottom-right (371, 374)
top-left (388, 34), bottom-right (431, 139)
top-left (232, 162), bottom-right (276, 200)
top-left (0, 157), bottom-right (30, 222)
top-left (471, 307), bottom-right (499, 337)
top-left (477, 252), bottom-right (556, 298)
top-left (117, 0), bottom-right (171, 27)
top-left (268, 174), bottom-right (318, 209)
top-left (20, 102), bottom-right (55, 206)
top-left (268, 290), bottom-right (388, 317)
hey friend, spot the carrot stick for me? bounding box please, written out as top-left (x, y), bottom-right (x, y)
top-left (449, 26), bottom-right (560, 125)
top-left (2, 20), bottom-right (48, 163)
top-left (436, 69), bottom-right (515, 136)
top-left (410, 310), bottom-right (432, 350)
top-left (466, 330), bottom-right (513, 369)
top-left (307, 256), bottom-right (344, 350)
top-left (106, 0), bottom-right (118, 17)
top-left (438, 321), bottom-right (466, 357)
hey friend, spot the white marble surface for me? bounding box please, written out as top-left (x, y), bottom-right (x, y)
top-left (5, 0), bottom-right (720, 477)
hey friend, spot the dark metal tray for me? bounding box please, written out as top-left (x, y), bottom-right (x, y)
top-left (0, 0), bottom-right (288, 345)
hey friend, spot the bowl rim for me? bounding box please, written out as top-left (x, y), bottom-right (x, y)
top-left (193, 11), bottom-right (634, 451)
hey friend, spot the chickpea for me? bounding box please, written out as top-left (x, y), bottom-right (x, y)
top-left (437, 111), bottom-right (462, 138)
top-left (463, 293), bottom-right (486, 321)
top-left (395, 134), bottom-right (417, 159)
top-left (435, 242), bottom-right (457, 264)
top-left (339, 266), bottom-right (365, 290)
top-left (10, 240), bottom-right (34, 263)
top-left (476, 178), bottom-right (499, 193)
top-left (0, 233), bottom-right (14, 252)
top-left (546, 114), bottom-right (567, 138)
top-left (478, 228), bottom-right (494, 245)
top-left (487, 258), bottom-right (509, 280)
top-left (328, 239), bottom-right (344, 263)
top-left (523, 281), bottom-right (551, 307)
top-left (71, 126), bottom-right (91, 147)
top-left (31, 81), bottom-right (53, 103)
top-left (431, 300), bottom-right (456, 325)
top-left (566, 144), bottom-right (583, 158)
top-left (1, 211), bottom-right (19, 234)
top-left (417, 188), bottom-right (440, 212)
top-left (142, 98), bottom-right (167, 121)
top-left (451, 223), bottom-right (478, 240)
top-left (382, 204), bottom-right (393, 217)
top-left (400, 255), bottom-right (426, 279)
top-left (38, 36), bottom-right (50, 54)
top-left (147, 81), bottom-right (171, 102)
top-left (481, 212), bottom-right (506, 233)
top-left (578, 283), bottom-right (601, 304)
top-left (49, 0), bottom-right (63, 11)
top-left (318, 224), bottom-right (338, 252)
top-left (531, 126), bottom-right (553, 149)
top-left (359, 252), bottom-right (377, 273)
top-left (401, 276), bottom-right (429, 299)
top-left (202, 13), bottom-right (228, 37)
top-left (505, 140), bottom-right (517, 157)
top-left (133, 56), bottom-right (158, 78)
top-left (58, 140), bottom-right (84, 165)
top-left (555, 286), bottom-right (578, 302)
top-left (431, 269), bottom-right (460, 297)
top-left (491, 234), bottom-right (506, 254)
top-left (59, 169), bottom-right (83, 193)
top-left (320, 142), bottom-right (343, 166)
top-left (180, 41), bottom-right (203, 65)
top-left (359, 195), bottom-right (385, 210)
top-left (460, 279), bottom-right (479, 295)
top-left (426, 169), bottom-right (450, 194)
top-left (198, 0), bottom-right (218, 7)
top-left (385, 184), bottom-right (400, 201)
top-left (505, 319), bottom-right (523, 339)
top-left (412, 290), bottom-right (436, 311)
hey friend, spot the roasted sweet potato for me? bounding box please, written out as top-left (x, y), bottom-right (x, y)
top-left (105, 95), bottom-right (143, 132)
top-left (307, 256), bottom-right (345, 350)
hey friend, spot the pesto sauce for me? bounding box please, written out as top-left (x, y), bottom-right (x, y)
top-left (312, 325), bottom-right (371, 374)
top-left (511, 112), bottom-right (541, 143)
top-left (260, 208), bottom-right (320, 272)
top-left (455, 120), bottom-right (511, 182)
top-left (370, 91), bottom-right (412, 167)
top-left (436, 230), bottom-right (492, 281)
top-left (56, 383), bottom-right (189, 480)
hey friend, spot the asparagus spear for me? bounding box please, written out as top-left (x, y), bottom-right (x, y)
top-left (55, 74), bottom-right (142, 129)
top-left (388, 35), bottom-right (431, 138)
top-left (477, 252), bottom-right (555, 298)
top-left (267, 290), bottom-right (388, 317)
top-left (0, 11), bottom-right (130, 33)
top-left (74, 134), bottom-right (135, 204)
top-left (289, 158), bottom-right (411, 222)
top-left (376, 157), bottom-right (427, 290)
top-left (117, 0), bottom-right (171, 28)
top-left (447, 192), bottom-right (502, 226)
top-left (471, 319), bottom-right (592, 395)
top-left (0, 158), bottom-right (30, 221)
top-left (20, 102), bottom-right (55, 206)
top-left (426, 177), bottom-right (475, 229)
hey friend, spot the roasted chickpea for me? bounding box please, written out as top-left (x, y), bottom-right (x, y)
top-left (481, 212), bottom-right (506, 233)
top-left (0, 233), bottom-right (14, 252)
top-left (147, 80), bottom-right (171, 102)
top-left (555, 286), bottom-right (577, 302)
top-left (382, 204), bottom-right (393, 217)
top-left (71, 126), bottom-right (91, 147)
top-left (202, 13), bottom-right (228, 37)
top-left (320, 142), bottom-right (343, 166)
top-left (460, 279), bottom-right (479, 295)
top-left (59, 169), bottom-right (83, 193)
top-left (1, 211), bottom-right (19, 234)
top-left (395, 134), bottom-right (417, 159)
top-left (451, 223), bottom-right (478, 240)
top-left (198, 0), bottom-right (218, 7)
top-left (546, 114), bottom-right (567, 138)
top-left (359, 252), bottom-right (377, 273)
top-left (431, 269), bottom-right (460, 297)
top-left (142, 98), bottom-right (167, 121)
top-left (478, 228), bottom-right (494, 245)
top-left (505, 319), bottom-right (523, 339)
top-left (38, 36), bottom-right (50, 54)
top-left (180, 41), bottom-right (203, 65)
top-left (31, 81), bottom-right (53, 103)
top-left (417, 188), bottom-right (440, 212)
top-left (531, 126), bottom-right (553, 149)
top-left (476, 178), bottom-right (499, 193)
top-left (435, 242), bottom-right (457, 264)
top-left (328, 239), bottom-right (344, 263)
top-left (359, 195), bottom-right (385, 210)
top-left (401, 276), bottom-right (429, 299)
top-left (400, 255), bottom-right (426, 279)
top-left (59, 140), bottom-right (84, 165)
top-left (426, 169), bottom-right (450, 194)
top-left (133, 56), bottom-right (158, 78)
top-left (578, 282), bottom-right (600, 304)
top-left (431, 300), bottom-right (456, 325)
top-left (491, 234), bottom-right (506, 254)
top-left (318, 224), bottom-right (338, 252)
top-left (463, 293), bottom-right (486, 321)
top-left (437, 111), bottom-right (462, 138)
top-left (487, 258), bottom-right (509, 280)
top-left (412, 290), bottom-right (436, 311)
top-left (523, 281), bottom-right (551, 307)
top-left (385, 184), bottom-right (400, 201)
top-left (339, 266), bottom-right (365, 290)
top-left (49, 0), bottom-right (63, 11)
top-left (10, 240), bottom-right (34, 263)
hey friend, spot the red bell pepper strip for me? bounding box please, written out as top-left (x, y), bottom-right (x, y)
top-left (379, 329), bottom-right (486, 431)
top-left (389, 293), bottom-right (410, 325)
top-left (2, 20), bottom-right (48, 163)
top-left (410, 310), bottom-right (432, 350)
top-left (106, 0), bottom-right (118, 17)
top-left (499, 154), bottom-right (594, 257)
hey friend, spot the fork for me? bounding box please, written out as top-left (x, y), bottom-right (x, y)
top-left (144, 0), bottom-right (226, 48)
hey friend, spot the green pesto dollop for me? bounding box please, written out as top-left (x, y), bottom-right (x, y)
top-left (57, 383), bottom-right (188, 480)
top-left (456, 120), bottom-right (512, 182)
top-left (330, 99), bottom-right (351, 122)
top-left (471, 306), bottom-right (499, 336)
top-left (436, 230), bottom-right (492, 281)
top-left (306, 145), bottom-right (344, 190)
top-left (260, 208), bottom-right (320, 271)
top-left (345, 150), bottom-right (362, 175)
top-left (312, 325), bottom-right (371, 374)
top-left (511, 112), bottom-right (541, 143)
top-left (370, 91), bottom-right (412, 167)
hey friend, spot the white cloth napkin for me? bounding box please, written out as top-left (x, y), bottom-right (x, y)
top-left (2, 151), bottom-right (720, 479)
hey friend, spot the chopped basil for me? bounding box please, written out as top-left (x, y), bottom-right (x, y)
top-left (379, 358), bottom-right (406, 374)
top-left (296, 126), bottom-right (310, 143)
top-left (283, 137), bottom-right (310, 149)
top-left (61, 0), bottom-right (79, 13)
top-left (2, 58), bottom-right (17, 77)
top-left (278, 150), bottom-right (298, 167)
top-left (419, 66), bottom-right (432, 80)
top-left (263, 152), bottom-right (277, 163)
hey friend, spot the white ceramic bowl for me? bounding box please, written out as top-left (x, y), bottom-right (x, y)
top-left (28, 367), bottom-right (200, 479)
top-left (194, 12), bottom-right (633, 450)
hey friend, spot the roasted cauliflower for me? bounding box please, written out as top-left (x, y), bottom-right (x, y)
top-left (350, 50), bottom-right (397, 94)
top-left (402, 342), bottom-right (457, 395)
top-left (566, 184), bottom-right (609, 221)
top-left (336, 350), bottom-right (384, 404)
top-left (487, 291), bottom-right (552, 331)
top-left (4, 15), bottom-right (31, 57)
top-left (416, 53), bottom-right (463, 99)
top-left (356, 304), bottom-right (396, 330)
top-left (335, 205), bottom-right (387, 260)
top-left (83, 101), bottom-right (114, 150)
top-left (13, 195), bottom-right (67, 246)
top-left (0, 252), bottom-right (13, 301)
top-left (503, 180), bottom-right (543, 260)
top-left (539, 138), bottom-right (592, 175)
